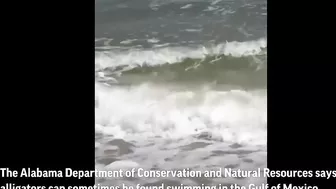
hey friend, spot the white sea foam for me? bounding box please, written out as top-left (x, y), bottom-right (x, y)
top-left (94, 39), bottom-right (267, 188)
top-left (147, 38), bottom-right (160, 43)
top-left (95, 38), bottom-right (266, 71)
top-left (181, 4), bottom-right (193, 9)
top-left (95, 83), bottom-right (266, 145)
top-left (120, 39), bottom-right (137, 45)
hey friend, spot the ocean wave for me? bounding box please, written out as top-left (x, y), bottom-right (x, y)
top-left (95, 38), bottom-right (266, 86)
top-left (95, 83), bottom-right (267, 145)
top-left (95, 38), bottom-right (267, 71)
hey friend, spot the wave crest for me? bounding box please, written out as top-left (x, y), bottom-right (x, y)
top-left (95, 38), bottom-right (267, 71)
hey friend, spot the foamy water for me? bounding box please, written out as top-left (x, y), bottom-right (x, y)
top-left (95, 38), bottom-right (266, 71)
top-left (95, 0), bottom-right (266, 186)
top-left (96, 83), bottom-right (266, 144)
top-left (95, 82), bottom-right (267, 186)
